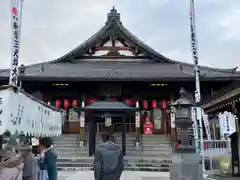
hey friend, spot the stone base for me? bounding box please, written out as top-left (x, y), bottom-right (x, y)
top-left (170, 152), bottom-right (203, 180)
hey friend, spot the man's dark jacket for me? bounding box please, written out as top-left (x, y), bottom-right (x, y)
top-left (39, 148), bottom-right (57, 180)
top-left (94, 141), bottom-right (124, 180)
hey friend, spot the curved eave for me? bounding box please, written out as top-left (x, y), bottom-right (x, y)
top-left (202, 88), bottom-right (240, 109)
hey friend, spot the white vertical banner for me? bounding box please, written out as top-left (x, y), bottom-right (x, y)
top-left (202, 109), bottom-right (211, 140)
top-left (170, 107), bottom-right (175, 128)
top-left (10, 0), bottom-right (24, 86)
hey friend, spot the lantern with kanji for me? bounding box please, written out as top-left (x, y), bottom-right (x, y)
top-left (143, 100), bottom-right (148, 109)
top-left (72, 100), bottom-right (78, 107)
top-left (55, 99), bottom-right (61, 109)
top-left (152, 99), bottom-right (157, 109)
top-left (64, 99), bottom-right (70, 109)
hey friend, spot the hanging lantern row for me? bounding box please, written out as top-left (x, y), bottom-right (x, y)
top-left (55, 98), bottom-right (169, 109)
top-left (143, 99), bottom-right (167, 110)
top-left (55, 99), bottom-right (80, 109)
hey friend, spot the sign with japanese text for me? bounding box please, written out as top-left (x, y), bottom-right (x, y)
top-left (0, 86), bottom-right (62, 136)
top-left (143, 121), bottom-right (153, 135)
top-left (10, 0), bottom-right (24, 86)
top-left (219, 111), bottom-right (236, 138)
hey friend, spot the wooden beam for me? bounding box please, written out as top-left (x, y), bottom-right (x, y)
top-left (95, 46), bottom-right (133, 52)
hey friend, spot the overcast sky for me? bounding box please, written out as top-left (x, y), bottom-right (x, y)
top-left (0, 0), bottom-right (239, 69)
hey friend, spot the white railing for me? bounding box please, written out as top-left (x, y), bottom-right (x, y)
top-left (200, 139), bottom-right (231, 171)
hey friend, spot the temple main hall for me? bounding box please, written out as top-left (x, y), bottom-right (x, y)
top-left (0, 7), bottom-right (239, 141)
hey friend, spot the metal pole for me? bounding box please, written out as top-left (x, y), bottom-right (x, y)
top-left (190, 0), bottom-right (204, 157)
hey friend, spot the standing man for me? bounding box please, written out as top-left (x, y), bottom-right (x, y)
top-left (94, 131), bottom-right (124, 180)
top-left (39, 137), bottom-right (57, 180)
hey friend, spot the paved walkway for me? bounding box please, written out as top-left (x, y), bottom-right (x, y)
top-left (63, 171), bottom-right (170, 180)
top-left (59, 170), bottom-right (213, 180)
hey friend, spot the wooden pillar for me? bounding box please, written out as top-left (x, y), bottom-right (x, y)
top-left (88, 114), bottom-right (96, 156)
top-left (122, 115), bottom-right (126, 156)
top-left (88, 119), bottom-right (93, 156)
top-left (93, 120), bottom-right (96, 155)
top-left (135, 101), bottom-right (140, 148)
top-left (79, 100), bottom-right (85, 147)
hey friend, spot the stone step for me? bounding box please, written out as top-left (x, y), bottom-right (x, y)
top-left (53, 136), bottom-right (136, 141)
top-left (57, 155), bottom-right (172, 161)
top-left (57, 161), bottom-right (171, 168)
top-left (55, 146), bottom-right (171, 152)
top-left (57, 156), bottom-right (172, 162)
top-left (141, 144), bottom-right (172, 148)
top-left (53, 139), bottom-right (136, 143)
top-left (57, 166), bottom-right (170, 172)
top-left (55, 147), bottom-right (140, 152)
top-left (54, 139), bottom-right (136, 143)
top-left (56, 151), bottom-right (172, 157)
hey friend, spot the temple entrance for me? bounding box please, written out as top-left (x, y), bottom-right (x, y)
top-left (76, 101), bottom-right (139, 156)
top-left (95, 115), bottom-right (135, 134)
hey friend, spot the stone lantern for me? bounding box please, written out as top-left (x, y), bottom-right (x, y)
top-left (172, 91), bottom-right (194, 152)
top-left (170, 88), bottom-right (203, 180)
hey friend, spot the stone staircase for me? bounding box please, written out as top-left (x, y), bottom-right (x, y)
top-left (53, 133), bottom-right (172, 172)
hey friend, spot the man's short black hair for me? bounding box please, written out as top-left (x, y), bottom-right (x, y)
top-left (39, 137), bottom-right (53, 148)
top-left (100, 131), bottom-right (111, 142)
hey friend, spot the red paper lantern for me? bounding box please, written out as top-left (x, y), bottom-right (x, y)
top-left (87, 98), bottom-right (92, 105)
top-left (152, 100), bottom-right (157, 109)
top-left (55, 100), bottom-right (61, 109)
top-left (111, 97), bottom-right (117, 101)
top-left (64, 99), bottom-right (70, 109)
top-left (161, 100), bottom-right (167, 110)
top-left (88, 98), bottom-right (99, 105)
top-left (129, 98), bottom-right (135, 106)
top-left (93, 97), bottom-right (99, 101)
top-left (72, 100), bottom-right (78, 107)
top-left (123, 98), bottom-right (130, 105)
top-left (175, 143), bottom-right (179, 149)
top-left (143, 100), bottom-right (148, 109)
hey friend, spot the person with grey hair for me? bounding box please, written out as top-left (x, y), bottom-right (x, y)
top-left (19, 144), bottom-right (38, 180)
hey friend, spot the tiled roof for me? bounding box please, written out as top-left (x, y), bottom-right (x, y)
top-left (0, 61), bottom-right (239, 81)
top-left (1, 7), bottom-right (239, 81)
top-left (202, 81), bottom-right (240, 108)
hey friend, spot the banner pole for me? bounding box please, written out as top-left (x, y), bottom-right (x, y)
top-left (190, 0), bottom-right (204, 159)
